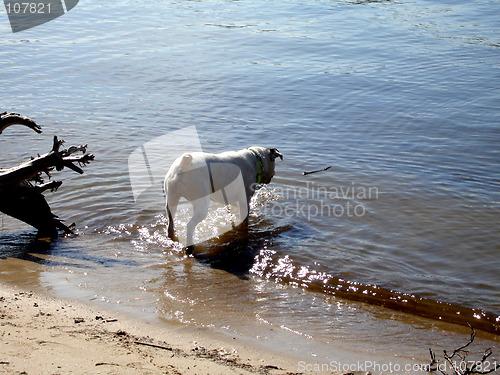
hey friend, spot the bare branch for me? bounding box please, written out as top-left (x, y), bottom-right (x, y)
top-left (0, 112), bottom-right (42, 134)
top-left (428, 324), bottom-right (500, 375)
top-left (427, 348), bottom-right (448, 375)
top-left (0, 136), bottom-right (94, 189)
top-left (35, 180), bottom-right (62, 193)
top-left (447, 323), bottom-right (476, 360)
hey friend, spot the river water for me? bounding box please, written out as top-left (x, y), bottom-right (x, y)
top-left (1, 0), bottom-right (499, 371)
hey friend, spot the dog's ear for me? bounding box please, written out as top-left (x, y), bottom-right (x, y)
top-left (269, 148), bottom-right (283, 161)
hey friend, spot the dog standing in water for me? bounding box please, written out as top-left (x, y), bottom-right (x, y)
top-left (164, 147), bottom-right (283, 254)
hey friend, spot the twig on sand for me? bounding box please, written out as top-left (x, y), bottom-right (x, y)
top-left (134, 341), bottom-right (174, 351)
top-left (95, 362), bottom-right (120, 367)
top-left (303, 166), bottom-right (331, 176)
top-left (427, 323), bottom-right (500, 375)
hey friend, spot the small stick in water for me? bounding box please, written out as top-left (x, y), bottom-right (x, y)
top-left (303, 166), bottom-right (331, 176)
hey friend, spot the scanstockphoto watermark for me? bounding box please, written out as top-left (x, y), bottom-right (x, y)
top-left (259, 182), bottom-right (379, 220)
top-left (3, 0), bottom-right (79, 33)
top-left (298, 359), bottom-right (500, 374)
top-left (298, 360), bottom-right (439, 374)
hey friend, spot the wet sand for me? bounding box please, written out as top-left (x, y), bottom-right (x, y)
top-left (0, 282), bottom-right (310, 375)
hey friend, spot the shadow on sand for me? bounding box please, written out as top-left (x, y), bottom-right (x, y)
top-left (0, 230), bottom-right (137, 269)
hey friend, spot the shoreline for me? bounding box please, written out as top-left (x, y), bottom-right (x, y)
top-left (0, 281), bottom-right (312, 375)
top-left (1, 232), bottom-right (497, 375)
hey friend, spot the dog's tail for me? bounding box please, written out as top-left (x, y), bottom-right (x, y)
top-left (179, 153), bottom-right (192, 172)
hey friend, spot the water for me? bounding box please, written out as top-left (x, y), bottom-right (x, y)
top-left (1, 0), bottom-right (499, 368)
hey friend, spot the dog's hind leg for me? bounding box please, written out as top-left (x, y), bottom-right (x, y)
top-left (165, 186), bottom-right (180, 241)
top-left (166, 203), bottom-right (176, 240)
top-left (185, 196), bottom-right (210, 254)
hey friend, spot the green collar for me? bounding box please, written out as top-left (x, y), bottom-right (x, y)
top-left (252, 151), bottom-right (264, 184)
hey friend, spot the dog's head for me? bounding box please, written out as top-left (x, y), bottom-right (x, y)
top-left (248, 147), bottom-right (283, 184)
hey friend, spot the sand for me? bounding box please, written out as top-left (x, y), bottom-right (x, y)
top-left (0, 282), bottom-right (306, 375)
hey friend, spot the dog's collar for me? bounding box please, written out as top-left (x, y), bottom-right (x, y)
top-left (250, 150), bottom-right (264, 184)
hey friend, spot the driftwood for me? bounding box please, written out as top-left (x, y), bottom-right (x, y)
top-left (428, 324), bottom-right (500, 375)
top-left (0, 112), bottom-right (94, 239)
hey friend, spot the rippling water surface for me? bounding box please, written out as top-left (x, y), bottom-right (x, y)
top-left (1, 0), bottom-right (499, 367)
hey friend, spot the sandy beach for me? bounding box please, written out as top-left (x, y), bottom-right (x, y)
top-left (0, 282), bottom-right (308, 375)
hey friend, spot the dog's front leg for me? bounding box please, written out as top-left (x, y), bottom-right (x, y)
top-left (236, 196), bottom-right (250, 225)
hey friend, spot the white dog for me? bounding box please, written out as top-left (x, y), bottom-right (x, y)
top-left (164, 146), bottom-right (283, 253)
